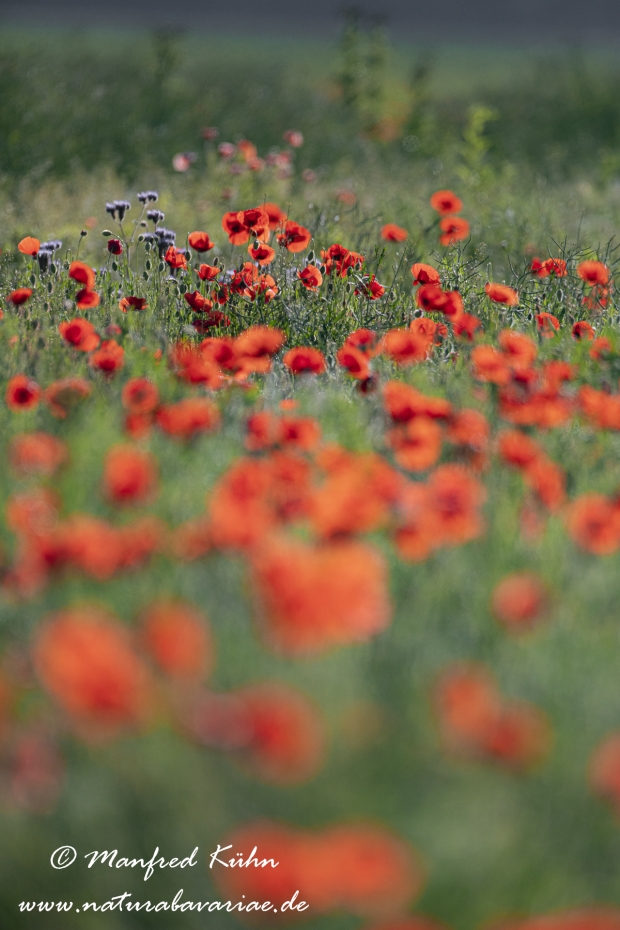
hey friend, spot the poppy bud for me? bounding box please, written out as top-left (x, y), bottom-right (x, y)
top-left (102, 230), bottom-right (113, 237)
top-left (307, 250), bottom-right (315, 262)
top-left (80, 230), bottom-right (88, 237)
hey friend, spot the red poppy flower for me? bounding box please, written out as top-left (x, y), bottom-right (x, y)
top-left (164, 246), bottom-right (188, 270)
top-left (261, 202), bottom-right (288, 230)
top-left (68, 261), bottom-right (96, 289)
top-left (248, 242), bottom-right (276, 265)
top-left (90, 339), bottom-right (125, 376)
top-left (6, 375), bottom-right (41, 411)
top-left (356, 275), bottom-right (385, 300)
top-left (298, 265), bottom-right (323, 290)
top-left (197, 263), bottom-right (219, 281)
top-left (107, 238), bottom-right (123, 255)
top-left (277, 220), bottom-right (312, 253)
top-left (221, 211), bottom-right (250, 246)
top-left (531, 257), bottom-right (567, 277)
top-left (76, 288), bottom-right (100, 309)
top-left (572, 320), bottom-right (595, 340)
top-left (9, 432), bottom-right (68, 477)
top-left (430, 190), bottom-right (463, 214)
top-left (142, 599), bottom-right (214, 680)
top-left (283, 346), bottom-right (326, 375)
top-left (381, 328), bottom-right (433, 365)
top-left (18, 236), bottom-right (40, 256)
top-left (491, 572), bottom-right (549, 632)
top-left (102, 444), bottom-right (158, 505)
top-left (33, 606), bottom-right (154, 733)
top-left (188, 231), bottom-right (215, 252)
top-left (452, 313), bottom-right (481, 340)
top-left (119, 295), bottom-right (148, 312)
top-left (389, 417), bottom-right (442, 472)
top-left (439, 216), bottom-right (470, 246)
top-left (381, 223), bottom-right (408, 242)
top-left (577, 260), bottom-right (610, 286)
top-left (44, 378), bottom-right (92, 418)
top-left (411, 263), bottom-right (440, 286)
top-left (565, 494), bottom-right (620, 555)
top-left (7, 288), bottom-right (33, 306)
top-left (337, 345), bottom-right (371, 380)
top-left (416, 284), bottom-right (447, 312)
top-left (59, 318), bottom-right (100, 352)
top-left (536, 311), bottom-right (560, 337)
top-left (156, 397), bottom-right (220, 440)
top-left (184, 290), bottom-right (213, 313)
top-left (485, 282), bottom-right (519, 306)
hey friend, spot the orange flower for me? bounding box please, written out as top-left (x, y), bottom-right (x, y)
top-left (90, 339), bottom-right (125, 375)
top-left (577, 259), bottom-right (610, 286)
top-left (337, 344), bottom-right (371, 380)
top-left (6, 375), bottom-right (40, 411)
top-left (536, 311), bottom-right (560, 337)
top-left (235, 325), bottom-right (286, 372)
top-left (119, 295), bottom-right (148, 312)
top-left (430, 190), bottom-right (463, 215)
top-left (565, 494), bottom-right (620, 555)
top-left (44, 378), bottom-right (91, 418)
top-left (499, 330), bottom-right (537, 369)
top-left (283, 346), bottom-right (326, 375)
top-left (572, 320), bottom-right (595, 340)
top-left (590, 336), bottom-right (613, 361)
top-left (381, 223), bottom-right (408, 242)
top-left (491, 572), bottom-right (549, 632)
top-left (33, 606), bottom-right (153, 733)
top-left (187, 231), bottom-right (214, 252)
top-left (7, 288), bottom-right (32, 306)
top-left (439, 216), bottom-right (470, 245)
top-left (382, 381), bottom-right (451, 423)
top-left (197, 262), bottom-right (220, 281)
top-left (9, 432), bottom-right (68, 477)
top-left (156, 397), bottom-right (220, 440)
top-left (416, 284), bottom-right (446, 312)
top-left (164, 246), bottom-right (188, 269)
top-left (102, 444), bottom-right (158, 505)
top-left (452, 313), bottom-right (481, 340)
top-left (298, 264), bottom-right (323, 290)
top-left (142, 599), bottom-right (213, 680)
top-left (221, 211), bottom-right (250, 245)
top-left (251, 535), bottom-right (392, 656)
top-left (18, 236), bottom-right (40, 256)
top-left (248, 242), bottom-right (276, 265)
top-left (59, 317), bottom-right (100, 352)
top-left (68, 260), bottom-right (96, 289)
top-left (531, 256), bottom-right (567, 277)
top-left (277, 220), bottom-right (312, 252)
top-left (381, 328), bottom-right (433, 365)
top-left (411, 263), bottom-right (440, 286)
top-left (471, 345), bottom-right (510, 384)
top-left (184, 290), bottom-right (213, 313)
top-left (485, 282), bottom-right (519, 306)
top-left (231, 682), bottom-right (326, 785)
top-left (427, 463), bottom-right (486, 546)
top-left (121, 378), bottom-right (159, 414)
top-left (76, 288), bottom-right (100, 309)
top-left (389, 417), bottom-right (442, 472)
top-left (497, 429), bottom-right (541, 469)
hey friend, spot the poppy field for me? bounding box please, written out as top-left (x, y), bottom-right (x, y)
top-left (4, 25), bottom-right (620, 930)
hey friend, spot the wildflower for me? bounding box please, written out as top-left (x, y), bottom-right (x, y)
top-left (172, 152), bottom-right (196, 172)
top-left (337, 345), bottom-right (371, 380)
top-left (321, 243), bottom-right (364, 276)
top-left (33, 606), bottom-right (153, 733)
top-left (531, 257), bottom-right (567, 277)
top-left (491, 572), bottom-right (549, 632)
top-left (565, 494), bottom-right (620, 555)
top-left (7, 288), bottom-right (32, 306)
top-left (411, 263), bottom-right (440, 286)
top-left (44, 378), bottom-right (91, 418)
top-left (221, 211), bottom-right (250, 245)
top-left (107, 238), bottom-right (123, 255)
top-left (382, 381), bottom-right (451, 423)
top-left (498, 429), bottom-right (541, 469)
top-left (68, 260), bottom-right (96, 290)
top-left (142, 599), bottom-right (213, 681)
top-left (251, 535), bottom-right (392, 656)
top-left (428, 464), bottom-right (486, 546)
top-left (90, 339), bottom-right (125, 376)
top-left (430, 190), bottom-right (463, 214)
top-left (9, 433), bottom-right (68, 477)
top-left (572, 320), bottom-right (595, 340)
top-left (184, 290), bottom-right (213, 313)
top-left (590, 732), bottom-right (620, 817)
top-left (577, 260), bottom-right (610, 286)
top-left (298, 264), bottom-right (323, 290)
top-left (106, 200), bottom-right (131, 221)
top-left (283, 129), bottom-right (304, 147)
top-left (76, 288), bottom-right (100, 309)
top-left (137, 190), bottom-right (158, 203)
top-left (416, 284), bottom-right (446, 312)
top-left (439, 216), bottom-right (470, 246)
top-left (499, 330), bottom-right (537, 369)
top-left (188, 231), bottom-right (214, 252)
top-left (6, 375), bottom-right (40, 411)
top-left (156, 397), bottom-right (220, 440)
top-left (283, 346), bottom-right (326, 375)
top-left (389, 417), bottom-right (442, 472)
top-left (381, 223), bottom-right (408, 242)
top-left (59, 317), bottom-right (100, 351)
top-left (248, 242), bottom-right (276, 265)
top-left (18, 236), bottom-right (40, 255)
top-left (485, 282), bottom-right (519, 306)
top-left (231, 682), bottom-right (325, 785)
top-left (122, 378), bottom-right (159, 414)
top-left (590, 336), bottom-right (613, 361)
top-left (197, 263), bottom-right (219, 281)
top-left (164, 246), bottom-right (188, 270)
top-left (452, 313), bottom-right (481, 340)
top-left (277, 220), bottom-right (312, 252)
top-left (102, 444), bottom-right (158, 505)
top-left (381, 328), bottom-right (433, 365)
top-left (119, 295), bottom-right (148, 312)
top-left (536, 312), bottom-right (560, 337)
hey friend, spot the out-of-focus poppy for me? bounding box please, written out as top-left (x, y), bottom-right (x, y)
top-left (411, 263), bottom-right (440, 286)
top-left (7, 288), bottom-right (32, 306)
top-left (157, 397), bottom-right (220, 440)
top-left (536, 312), bottom-right (560, 337)
top-left (6, 375), bottom-right (40, 411)
top-left (121, 378), bottom-right (159, 414)
top-left (430, 190), bottom-right (463, 215)
top-left (485, 282), bottom-right (519, 306)
top-left (491, 572), bottom-right (549, 632)
top-left (283, 346), bottom-right (326, 375)
top-left (572, 320), bottom-right (595, 340)
top-left (90, 339), bottom-right (124, 375)
top-left (75, 288), bottom-right (100, 309)
top-left (565, 494), bottom-right (620, 555)
top-left (381, 224), bottom-right (408, 242)
top-left (102, 444), bottom-right (158, 505)
top-left (44, 378), bottom-right (91, 418)
top-left (577, 260), bottom-right (610, 286)
top-left (142, 599), bottom-right (214, 681)
top-left (59, 318), bottom-right (100, 352)
top-left (68, 261), bottom-right (96, 289)
top-left (119, 295), bottom-right (148, 312)
top-left (9, 432), bottom-right (68, 477)
top-left (439, 216), bottom-right (470, 246)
